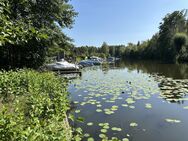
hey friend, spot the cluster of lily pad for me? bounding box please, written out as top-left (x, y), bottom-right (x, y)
top-left (69, 67), bottom-right (188, 140)
top-left (83, 122), bottom-right (129, 141)
top-left (154, 75), bottom-right (188, 103)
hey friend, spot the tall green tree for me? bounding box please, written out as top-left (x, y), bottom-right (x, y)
top-left (101, 42), bottom-right (109, 57)
top-left (173, 32), bottom-right (188, 52)
top-left (0, 0), bottom-right (77, 69)
top-left (158, 10), bottom-right (187, 61)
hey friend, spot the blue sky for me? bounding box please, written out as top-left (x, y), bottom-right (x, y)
top-left (64, 0), bottom-right (188, 47)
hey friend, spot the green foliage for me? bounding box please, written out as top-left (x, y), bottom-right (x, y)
top-left (123, 10), bottom-right (188, 63)
top-left (108, 45), bottom-right (125, 58)
top-left (97, 53), bottom-right (106, 59)
top-left (173, 32), bottom-right (188, 52)
top-left (73, 46), bottom-right (101, 59)
top-left (73, 44), bottom-right (126, 60)
top-left (6, 0), bottom-right (77, 29)
top-left (45, 25), bottom-right (75, 58)
top-left (101, 42), bottom-right (109, 56)
top-left (157, 10), bottom-right (187, 61)
top-left (0, 0), bottom-right (77, 69)
top-left (76, 55), bottom-right (87, 62)
top-left (0, 70), bottom-right (81, 141)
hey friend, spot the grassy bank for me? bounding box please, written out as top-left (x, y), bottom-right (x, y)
top-left (0, 70), bottom-right (80, 141)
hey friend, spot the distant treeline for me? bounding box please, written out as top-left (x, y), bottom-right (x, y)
top-left (73, 10), bottom-right (188, 63)
top-left (124, 10), bottom-right (188, 63)
top-left (73, 43), bottom-right (126, 60)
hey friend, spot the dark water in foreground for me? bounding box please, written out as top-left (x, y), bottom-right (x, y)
top-left (68, 60), bottom-right (188, 141)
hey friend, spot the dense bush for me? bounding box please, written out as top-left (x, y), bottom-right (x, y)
top-left (173, 33), bottom-right (188, 52)
top-left (0, 70), bottom-right (80, 141)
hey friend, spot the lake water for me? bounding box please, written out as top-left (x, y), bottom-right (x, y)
top-left (68, 60), bottom-right (188, 141)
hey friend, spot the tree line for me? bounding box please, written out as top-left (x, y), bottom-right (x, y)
top-left (124, 10), bottom-right (188, 63)
top-left (72, 10), bottom-right (188, 63)
top-left (72, 42), bottom-right (126, 60)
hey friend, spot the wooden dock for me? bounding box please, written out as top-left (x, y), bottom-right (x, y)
top-left (53, 69), bottom-right (82, 76)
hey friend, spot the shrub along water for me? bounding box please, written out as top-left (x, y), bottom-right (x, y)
top-left (0, 70), bottom-right (81, 141)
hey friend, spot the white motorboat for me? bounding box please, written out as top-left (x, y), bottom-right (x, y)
top-left (46, 59), bottom-right (79, 70)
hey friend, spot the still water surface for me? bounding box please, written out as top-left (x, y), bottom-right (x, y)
top-left (68, 60), bottom-right (188, 141)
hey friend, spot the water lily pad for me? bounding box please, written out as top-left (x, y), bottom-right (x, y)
top-left (104, 123), bottom-right (109, 126)
top-left (75, 110), bottom-right (81, 113)
top-left (111, 127), bottom-right (122, 131)
top-left (130, 122), bottom-right (138, 127)
top-left (112, 105), bottom-right (118, 108)
top-left (87, 122), bottom-right (93, 126)
top-left (103, 125), bottom-right (110, 129)
top-left (106, 100), bottom-right (115, 103)
top-left (104, 109), bottom-right (114, 115)
top-left (96, 104), bottom-right (102, 107)
top-left (80, 102), bottom-right (86, 106)
top-left (99, 134), bottom-right (106, 138)
top-left (96, 109), bottom-right (102, 112)
top-left (145, 103), bottom-right (152, 109)
top-left (99, 123), bottom-right (104, 126)
top-left (165, 118), bottom-right (181, 123)
top-left (111, 137), bottom-right (118, 140)
top-left (74, 101), bottom-right (79, 104)
top-left (122, 138), bottom-right (129, 141)
top-left (126, 98), bottom-right (135, 104)
top-left (111, 105), bottom-right (119, 111)
top-left (129, 105), bottom-right (135, 109)
top-left (84, 133), bottom-right (90, 137)
top-left (101, 129), bottom-right (107, 133)
top-left (122, 104), bottom-right (128, 107)
top-left (87, 137), bottom-right (94, 141)
top-left (105, 111), bottom-right (114, 115)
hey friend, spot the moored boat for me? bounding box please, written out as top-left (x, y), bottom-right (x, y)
top-left (46, 59), bottom-right (79, 71)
